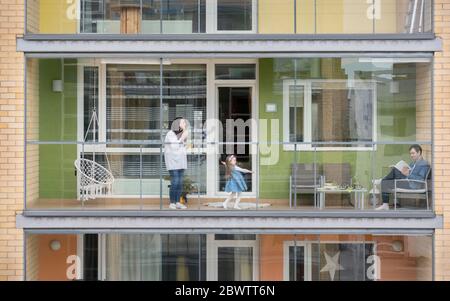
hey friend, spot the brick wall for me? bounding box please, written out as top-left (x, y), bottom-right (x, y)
top-left (433, 0), bottom-right (450, 281)
top-left (0, 0), bottom-right (24, 281)
top-left (26, 59), bottom-right (38, 208)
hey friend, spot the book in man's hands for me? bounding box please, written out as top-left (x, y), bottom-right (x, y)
top-left (390, 160), bottom-right (411, 172)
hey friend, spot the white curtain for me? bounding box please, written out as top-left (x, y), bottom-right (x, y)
top-left (106, 234), bottom-right (162, 281)
top-left (234, 247), bottom-right (253, 281)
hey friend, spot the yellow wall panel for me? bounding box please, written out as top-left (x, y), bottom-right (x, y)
top-left (40, 0), bottom-right (78, 34)
top-left (258, 0), bottom-right (295, 34)
top-left (375, 0), bottom-right (409, 33)
top-left (296, 0), bottom-right (315, 33)
top-left (316, 0), bottom-right (344, 33)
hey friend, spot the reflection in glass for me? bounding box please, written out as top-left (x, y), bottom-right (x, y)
top-left (217, 0), bottom-right (253, 31)
top-left (218, 247), bottom-right (253, 281)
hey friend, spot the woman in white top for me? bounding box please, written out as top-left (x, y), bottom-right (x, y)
top-left (164, 117), bottom-right (189, 210)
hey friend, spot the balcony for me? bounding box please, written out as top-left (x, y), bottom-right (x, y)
top-left (26, 0), bottom-right (433, 36)
top-left (25, 232), bottom-right (433, 281)
top-left (25, 56), bottom-right (433, 213)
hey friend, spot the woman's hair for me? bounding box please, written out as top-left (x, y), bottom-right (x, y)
top-left (224, 155), bottom-right (236, 180)
top-left (170, 117), bottom-right (185, 139)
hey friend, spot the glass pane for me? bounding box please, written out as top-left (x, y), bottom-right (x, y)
top-left (105, 234), bottom-right (205, 281)
top-left (311, 81), bottom-right (374, 147)
top-left (218, 87), bottom-right (253, 194)
top-left (105, 234), bottom-right (162, 280)
top-left (289, 246), bottom-right (306, 281)
top-left (215, 234), bottom-right (256, 240)
top-left (296, 0), bottom-right (315, 34)
top-left (162, 0), bottom-right (205, 33)
top-left (373, 144), bottom-right (431, 210)
top-left (161, 234), bottom-right (205, 280)
top-left (258, 0), bottom-right (295, 34)
top-left (316, 0), bottom-right (373, 34)
top-left (142, 0), bottom-right (162, 33)
top-left (375, 0), bottom-right (433, 34)
top-left (161, 64), bottom-right (207, 143)
top-left (289, 85), bottom-right (305, 143)
top-left (84, 66), bottom-right (99, 142)
top-left (106, 64), bottom-right (161, 145)
top-left (217, 247), bottom-right (253, 281)
top-left (258, 58), bottom-right (298, 211)
top-left (215, 64), bottom-right (256, 80)
top-left (83, 234), bottom-right (99, 281)
top-left (313, 149), bottom-right (373, 210)
top-left (217, 0), bottom-right (253, 31)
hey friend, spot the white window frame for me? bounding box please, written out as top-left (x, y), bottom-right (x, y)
top-left (283, 79), bottom-right (378, 152)
top-left (282, 241), bottom-right (312, 281)
top-left (214, 82), bottom-right (257, 197)
top-left (283, 240), bottom-right (377, 281)
top-left (207, 0), bottom-right (257, 34)
top-left (206, 234), bottom-right (259, 281)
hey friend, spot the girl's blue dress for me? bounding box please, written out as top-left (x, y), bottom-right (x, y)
top-left (225, 167), bottom-right (248, 193)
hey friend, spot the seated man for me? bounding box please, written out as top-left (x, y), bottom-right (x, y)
top-left (376, 144), bottom-right (430, 210)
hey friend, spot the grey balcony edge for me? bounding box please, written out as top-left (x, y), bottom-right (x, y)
top-left (21, 33), bottom-right (436, 41)
top-left (21, 209), bottom-right (437, 218)
top-left (16, 37), bottom-right (443, 54)
top-left (16, 213), bottom-right (443, 231)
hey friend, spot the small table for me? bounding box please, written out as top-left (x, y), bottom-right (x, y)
top-left (316, 187), bottom-right (368, 210)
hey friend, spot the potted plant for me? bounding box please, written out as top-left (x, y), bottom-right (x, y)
top-left (164, 176), bottom-right (198, 204)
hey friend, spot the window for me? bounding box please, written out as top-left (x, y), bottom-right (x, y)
top-left (142, 0), bottom-right (206, 34)
top-left (216, 0), bottom-right (254, 32)
top-left (215, 64), bottom-right (256, 80)
top-left (105, 64), bottom-right (207, 146)
top-left (103, 234), bottom-right (206, 281)
top-left (285, 241), bottom-right (376, 281)
top-left (284, 80), bottom-right (376, 150)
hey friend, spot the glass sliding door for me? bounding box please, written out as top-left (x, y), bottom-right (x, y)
top-left (207, 234), bottom-right (258, 281)
top-left (217, 86), bottom-right (254, 193)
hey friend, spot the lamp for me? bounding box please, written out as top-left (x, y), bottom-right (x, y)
top-left (391, 240), bottom-right (404, 252)
top-left (265, 103), bottom-right (277, 113)
top-left (49, 240), bottom-right (61, 251)
top-left (52, 80), bottom-right (63, 92)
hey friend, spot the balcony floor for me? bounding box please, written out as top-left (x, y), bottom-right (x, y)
top-left (25, 197), bottom-right (427, 211)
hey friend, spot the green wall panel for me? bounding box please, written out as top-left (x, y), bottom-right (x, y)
top-left (39, 59), bottom-right (78, 199)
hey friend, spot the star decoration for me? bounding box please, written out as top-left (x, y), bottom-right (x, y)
top-left (320, 251), bottom-right (344, 281)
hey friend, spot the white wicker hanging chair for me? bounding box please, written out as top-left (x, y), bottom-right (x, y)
top-left (74, 158), bottom-right (114, 201)
top-left (75, 108), bottom-right (115, 201)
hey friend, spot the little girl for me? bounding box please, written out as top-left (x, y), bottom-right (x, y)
top-left (221, 155), bottom-right (253, 209)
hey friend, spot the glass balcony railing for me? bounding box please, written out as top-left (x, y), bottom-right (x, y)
top-left (26, 232), bottom-right (433, 281)
top-left (26, 0), bottom-right (433, 35)
top-left (26, 141), bottom-right (433, 211)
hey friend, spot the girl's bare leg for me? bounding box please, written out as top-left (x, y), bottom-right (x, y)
top-left (223, 192), bottom-right (235, 209)
top-left (233, 192), bottom-right (242, 210)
